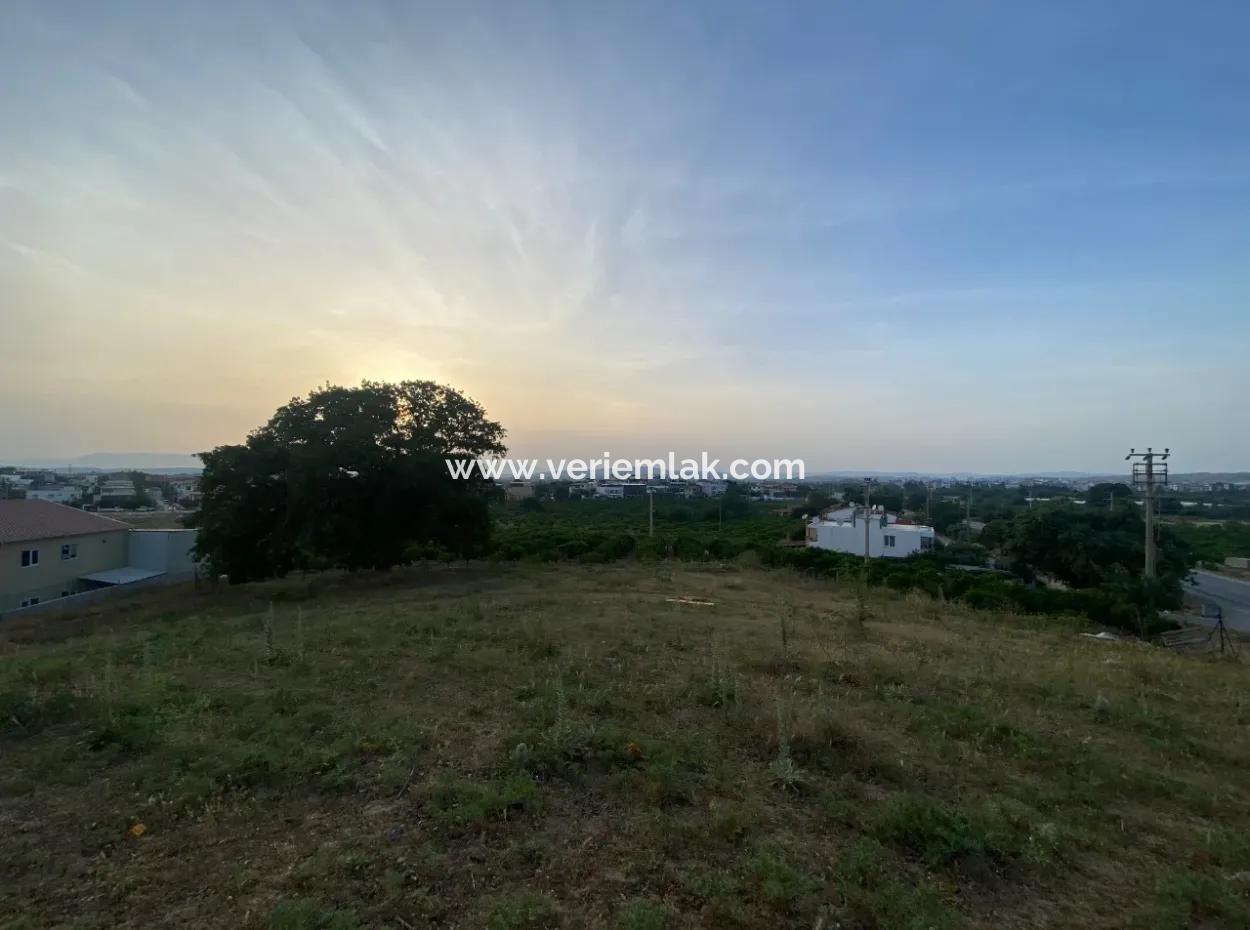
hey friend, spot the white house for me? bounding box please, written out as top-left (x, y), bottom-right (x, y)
top-left (806, 506), bottom-right (935, 559)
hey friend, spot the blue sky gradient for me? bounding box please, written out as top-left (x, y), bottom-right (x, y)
top-left (2, 1), bottom-right (1247, 471)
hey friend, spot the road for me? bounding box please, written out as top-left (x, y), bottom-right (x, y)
top-left (1183, 570), bottom-right (1250, 632)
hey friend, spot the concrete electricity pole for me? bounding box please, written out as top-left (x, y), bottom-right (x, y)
top-left (1127, 447), bottom-right (1170, 579)
top-left (648, 489), bottom-right (655, 537)
top-left (863, 478), bottom-right (876, 564)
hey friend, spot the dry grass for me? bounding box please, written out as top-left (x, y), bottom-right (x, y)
top-left (2, 562), bottom-right (1249, 929)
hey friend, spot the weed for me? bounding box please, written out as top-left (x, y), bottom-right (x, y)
top-left (484, 892), bottom-right (559, 930)
top-left (932, 704), bottom-right (1046, 758)
top-left (767, 695), bottom-right (804, 791)
top-left (0, 689), bottom-right (81, 739)
top-left (270, 898), bottom-right (361, 930)
top-left (746, 848), bottom-right (820, 913)
top-left (835, 838), bottom-right (953, 930)
top-left (875, 793), bottom-right (1005, 867)
top-left (694, 636), bottom-right (739, 708)
top-left (710, 799), bottom-right (758, 844)
top-left (612, 899), bottom-right (667, 930)
top-left (1141, 871), bottom-right (1247, 929)
top-left (427, 775), bottom-right (540, 828)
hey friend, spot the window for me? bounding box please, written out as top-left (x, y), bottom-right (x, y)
top-left (920, 537), bottom-right (934, 552)
top-left (61, 542), bottom-right (78, 560)
top-left (20, 548), bottom-right (39, 567)
top-left (883, 535), bottom-right (896, 548)
top-left (20, 597), bottom-right (40, 608)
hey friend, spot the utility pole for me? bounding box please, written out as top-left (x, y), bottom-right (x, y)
top-left (648, 489), bottom-right (655, 537)
top-left (863, 478), bottom-right (876, 564)
top-left (718, 495), bottom-right (723, 532)
top-left (925, 482), bottom-right (932, 526)
top-left (1127, 447), bottom-right (1170, 579)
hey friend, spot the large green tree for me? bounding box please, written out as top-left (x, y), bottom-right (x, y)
top-left (196, 381), bottom-right (506, 582)
top-left (1084, 482), bottom-right (1133, 510)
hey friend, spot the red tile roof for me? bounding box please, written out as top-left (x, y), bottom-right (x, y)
top-left (0, 500), bottom-right (129, 544)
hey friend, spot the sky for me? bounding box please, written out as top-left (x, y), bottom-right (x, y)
top-left (2, 1), bottom-right (1248, 474)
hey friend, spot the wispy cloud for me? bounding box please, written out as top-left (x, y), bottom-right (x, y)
top-left (0, 1), bottom-right (1247, 469)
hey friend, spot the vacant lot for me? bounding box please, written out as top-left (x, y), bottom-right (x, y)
top-left (2, 563), bottom-right (1248, 929)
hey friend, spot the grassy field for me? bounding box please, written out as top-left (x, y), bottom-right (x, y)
top-left (2, 563), bottom-right (1249, 929)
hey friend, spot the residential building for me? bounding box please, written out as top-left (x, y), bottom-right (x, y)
top-left (26, 486), bottom-right (77, 504)
top-left (0, 500), bottom-right (198, 613)
top-left (693, 480), bottom-right (727, 498)
top-left (504, 481), bottom-right (534, 501)
top-left (169, 477), bottom-right (201, 506)
top-left (98, 478), bottom-right (136, 503)
top-left (751, 483), bottom-right (800, 501)
top-left (0, 501), bottom-right (130, 609)
top-left (595, 482), bottom-right (647, 499)
top-left (806, 506), bottom-right (935, 559)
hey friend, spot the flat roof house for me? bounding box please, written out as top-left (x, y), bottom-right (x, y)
top-left (0, 500), bottom-right (130, 610)
top-left (805, 505), bottom-right (935, 559)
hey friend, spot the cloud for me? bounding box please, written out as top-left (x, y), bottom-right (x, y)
top-left (0, 1), bottom-right (1247, 469)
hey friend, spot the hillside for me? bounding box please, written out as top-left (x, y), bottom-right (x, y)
top-left (2, 564), bottom-right (1249, 929)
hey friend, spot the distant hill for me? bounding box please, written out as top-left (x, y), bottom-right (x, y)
top-left (808, 470), bottom-right (1250, 482)
top-left (11, 453), bottom-right (202, 473)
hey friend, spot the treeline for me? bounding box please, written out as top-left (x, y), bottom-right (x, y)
top-left (1168, 521), bottom-right (1250, 566)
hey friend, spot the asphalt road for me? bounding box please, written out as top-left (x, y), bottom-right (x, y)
top-left (1183, 570), bottom-right (1250, 632)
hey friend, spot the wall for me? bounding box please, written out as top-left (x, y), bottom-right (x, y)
top-left (128, 529), bottom-right (198, 573)
top-left (0, 529), bottom-right (130, 610)
top-left (0, 570), bottom-right (196, 622)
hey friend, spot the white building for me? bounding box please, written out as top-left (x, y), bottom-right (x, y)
top-left (806, 506), bottom-right (935, 559)
top-left (26, 487), bottom-right (77, 504)
top-left (594, 481), bottom-right (647, 499)
top-left (98, 479), bottom-right (135, 502)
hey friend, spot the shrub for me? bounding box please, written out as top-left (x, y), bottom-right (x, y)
top-left (746, 848), bottom-right (819, 913)
top-left (875, 794), bottom-right (997, 867)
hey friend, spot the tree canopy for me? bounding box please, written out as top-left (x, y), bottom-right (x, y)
top-left (1084, 482), bottom-right (1133, 510)
top-left (196, 381), bottom-right (506, 582)
top-left (1004, 504), bottom-right (1192, 606)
